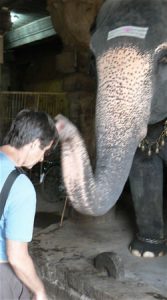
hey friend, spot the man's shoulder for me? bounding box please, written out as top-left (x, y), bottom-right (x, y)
top-left (0, 153), bottom-right (16, 188)
top-left (11, 173), bottom-right (36, 198)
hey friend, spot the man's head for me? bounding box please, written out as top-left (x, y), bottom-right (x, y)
top-left (3, 109), bottom-right (59, 168)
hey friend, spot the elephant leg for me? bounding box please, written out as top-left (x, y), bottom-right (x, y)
top-left (129, 149), bottom-right (167, 257)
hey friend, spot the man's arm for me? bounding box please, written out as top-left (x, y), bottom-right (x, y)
top-left (7, 239), bottom-right (48, 300)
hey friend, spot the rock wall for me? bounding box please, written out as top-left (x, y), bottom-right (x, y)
top-left (22, 45), bottom-right (96, 158)
top-left (46, 0), bottom-right (103, 158)
top-left (47, 0), bottom-right (104, 49)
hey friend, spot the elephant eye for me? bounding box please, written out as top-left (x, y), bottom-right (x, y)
top-left (155, 46), bottom-right (167, 65)
top-left (155, 50), bottom-right (167, 82)
top-left (158, 55), bottom-right (167, 64)
top-left (154, 48), bottom-right (167, 74)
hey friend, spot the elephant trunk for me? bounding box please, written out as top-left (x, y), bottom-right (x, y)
top-left (59, 47), bottom-right (152, 216)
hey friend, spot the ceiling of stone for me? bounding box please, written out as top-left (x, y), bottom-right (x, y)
top-left (0, 0), bottom-right (103, 50)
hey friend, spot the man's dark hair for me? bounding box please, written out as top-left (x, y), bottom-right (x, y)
top-left (3, 109), bottom-right (58, 149)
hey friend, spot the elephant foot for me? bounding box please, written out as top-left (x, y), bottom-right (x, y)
top-left (129, 235), bottom-right (167, 257)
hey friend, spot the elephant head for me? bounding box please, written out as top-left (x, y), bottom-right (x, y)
top-left (55, 0), bottom-right (167, 216)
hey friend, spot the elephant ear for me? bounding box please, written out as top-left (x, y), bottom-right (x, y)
top-left (151, 44), bottom-right (167, 122)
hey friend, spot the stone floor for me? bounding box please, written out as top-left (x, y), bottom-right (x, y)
top-left (30, 188), bottom-right (167, 300)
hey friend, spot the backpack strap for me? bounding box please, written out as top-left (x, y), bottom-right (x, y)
top-left (0, 168), bottom-right (23, 220)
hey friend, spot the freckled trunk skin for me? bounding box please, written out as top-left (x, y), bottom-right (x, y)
top-left (61, 47), bottom-right (152, 216)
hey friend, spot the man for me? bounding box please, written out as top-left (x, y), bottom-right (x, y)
top-left (0, 109), bottom-right (58, 300)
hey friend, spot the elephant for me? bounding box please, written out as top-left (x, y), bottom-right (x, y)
top-left (55, 0), bottom-right (167, 258)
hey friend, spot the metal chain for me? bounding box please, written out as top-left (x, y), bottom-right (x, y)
top-left (138, 120), bottom-right (167, 156)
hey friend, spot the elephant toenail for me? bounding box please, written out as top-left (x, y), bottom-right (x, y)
top-left (143, 251), bottom-right (155, 258)
top-left (132, 250), bottom-right (141, 257)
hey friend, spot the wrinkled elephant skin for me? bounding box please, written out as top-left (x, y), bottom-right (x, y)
top-left (55, 0), bottom-right (167, 257)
